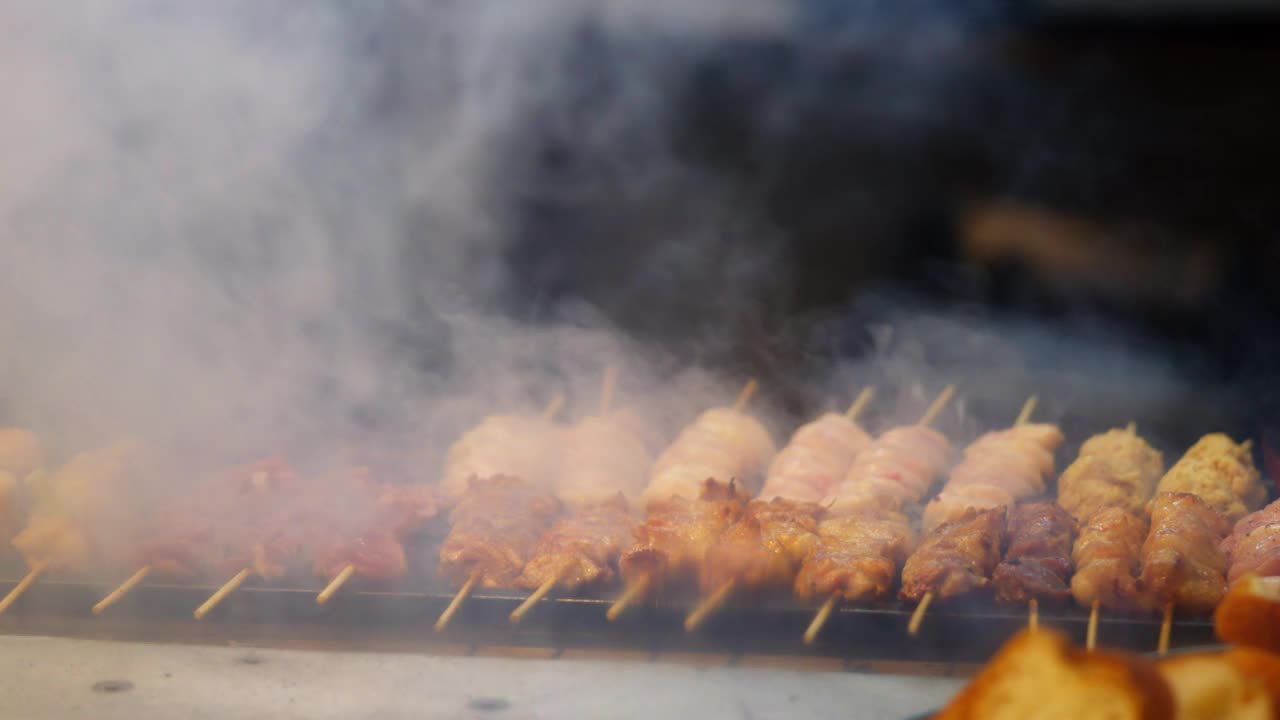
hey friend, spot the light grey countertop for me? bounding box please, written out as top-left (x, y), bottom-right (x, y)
top-left (0, 634), bottom-right (963, 719)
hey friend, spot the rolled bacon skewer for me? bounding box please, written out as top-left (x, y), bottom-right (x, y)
top-left (1070, 506), bottom-right (1149, 650)
top-left (759, 388), bottom-right (874, 504)
top-left (798, 385), bottom-right (954, 642)
top-left (921, 397), bottom-right (1064, 534)
top-left (439, 396), bottom-right (566, 503)
top-left (684, 388), bottom-right (877, 630)
top-left (1141, 492), bottom-right (1233, 654)
top-left (639, 379), bottom-right (776, 509)
top-left (609, 380), bottom-right (771, 620)
top-left (1222, 496), bottom-right (1280, 586)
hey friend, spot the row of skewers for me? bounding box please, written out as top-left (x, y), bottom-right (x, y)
top-left (0, 374), bottom-right (1273, 656)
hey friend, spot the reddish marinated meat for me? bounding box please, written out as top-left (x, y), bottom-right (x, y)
top-left (1222, 498), bottom-right (1280, 585)
top-left (438, 475), bottom-right (560, 588)
top-left (620, 479), bottom-right (747, 592)
top-left (1070, 507), bottom-right (1148, 611)
top-left (516, 495), bottom-right (635, 591)
top-left (699, 498), bottom-right (824, 593)
top-left (793, 512), bottom-right (916, 603)
top-left (900, 508), bottom-right (1006, 602)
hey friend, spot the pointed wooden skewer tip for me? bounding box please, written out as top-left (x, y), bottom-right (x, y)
top-left (845, 387), bottom-right (875, 421)
top-left (194, 568), bottom-right (251, 620)
top-left (0, 560), bottom-right (49, 616)
top-left (1028, 598), bottom-right (1039, 632)
top-left (1086, 600), bottom-right (1100, 652)
top-left (732, 379), bottom-right (759, 412)
top-left (316, 565), bottom-right (356, 606)
top-left (607, 574), bottom-right (649, 622)
top-left (908, 592), bottom-right (934, 636)
top-left (541, 393), bottom-right (566, 421)
top-left (684, 579), bottom-right (736, 632)
top-left (1015, 395), bottom-right (1038, 427)
top-left (435, 573), bottom-right (479, 632)
top-left (510, 572), bottom-right (562, 625)
top-left (1157, 603), bottom-right (1173, 656)
top-left (1125, 422), bottom-right (1137, 436)
top-left (93, 565), bottom-right (152, 615)
top-left (917, 385), bottom-right (955, 428)
top-left (804, 594), bottom-right (838, 645)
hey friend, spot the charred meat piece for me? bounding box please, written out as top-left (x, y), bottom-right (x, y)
top-left (620, 478), bottom-right (747, 592)
top-left (794, 511), bottom-right (916, 603)
top-left (992, 501), bottom-right (1077, 605)
top-left (699, 498), bottom-right (824, 593)
top-left (1139, 492), bottom-right (1231, 613)
top-left (1070, 507), bottom-right (1148, 611)
top-left (516, 495), bottom-right (635, 591)
top-left (438, 475), bottom-right (560, 588)
top-left (900, 507), bottom-right (1006, 602)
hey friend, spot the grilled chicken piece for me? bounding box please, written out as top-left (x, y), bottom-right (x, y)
top-left (438, 475), bottom-right (560, 588)
top-left (441, 414), bottom-right (564, 501)
top-left (1222, 498), bottom-right (1280, 586)
top-left (922, 424), bottom-right (1063, 533)
top-left (620, 478), bottom-right (748, 591)
top-left (1140, 492), bottom-right (1231, 613)
top-left (900, 507), bottom-right (1006, 602)
top-left (824, 425), bottom-right (952, 515)
top-left (641, 408), bottom-right (775, 508)
top-left (516, 495), bottom-right (635, 591)
top-left (761, 413), bottom-right (871, 504)
top-left (993, 501), bottom-right (1077, 604)
top-left (699, 498), bottom-right (824, 592)
top-left (558, 411), bottom-right (653, 509)
top-left (11, 441), bottom-right (144, 573)
top-left (793, 512), bottom-right (916, 603)
top-left (1070, 507), bottom-right (1148, 611)
top-left (1057, 428), bottom-right (1163, 523)
top-left (1156, 433), bottom-right (1264, 522)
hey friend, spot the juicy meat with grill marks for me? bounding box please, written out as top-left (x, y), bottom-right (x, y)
top-left (760, 413), bottom-right (871, 504)
top-left (1070, 507), bottom-right (1148, 611)
top-left (699, 498), bottom-right (824, 593)
top-left (1222, 497), bottom-right (1280, 585)
top-left (793, 512), bottom-right (916, 603)
top-left (438, 475), bottom-right (561, 588)
top-left (641, 408), bottom-right (775, 508)
top-left (1057, 427), bottom-right (1163, 524)
top-left (992, 501), bottom-right (1077, 604)
top-left (516, 495), bottom-right (635, 591)
top-left (620, 478), bottom-right (748, 591)
top-left (922, 424), bottom-right (1064, 533)
top-left (823, 425), bottom-right (952, 516)
top-left (1156, 433), bottom-right (1265, 522)
top-left (1139, 492), bottom-right (1232, 613)
top-left (900, 507), bottom-right (1006, 602)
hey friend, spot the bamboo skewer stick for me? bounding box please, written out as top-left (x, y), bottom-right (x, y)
top-left (92, 565), bottom-right (152, 615)
top-left (803, 594), bottom-right (838, 645)
top-left (845, 387), bottom-right (875, 421)
top-left (316, 565), bottom-right (356, 605)
top-left (732, 379), bottom-right (759, 412)
top-left (434, 573), bottom-right (479, 632)
top-left (684, 579), bottom-right (736, 632)
top-left (797, 386), bottom-right (877, 644)
top-left (1028, 598), bottom-right (1039, 632)
top-left (193, 568), bottom-right (251, 620)
top-left (918, 385), bottom-right (956, 427)
top-left (1158, 603), bottom-right (1173, 656)
top-left (607, 573), bottom-right (649, 621)
top-left (910, 391), bottom-right (1034, 638)
top-left (0, 560), bottom-right (49, 615)
top-left (908, 591), bottom-right (933, 636)
top-left (1087, 600), bottom-right (1100, 651)
top-left (509, 572), bottom-right (563, 625)
top-left (541, 393), bottom-right (566, 421)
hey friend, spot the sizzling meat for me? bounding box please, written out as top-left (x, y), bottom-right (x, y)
top-left (1057, 427), bottom-right (1163, 523)
top-left (1070, 507), bottom-right (1148, 611)
top-left (699, 498), bottom-right (824, 592)
top-left (620, 478), bottom-right (747, 591)
top-left (992, 501), bottom-right (1077, 604)
top-left (761, 413), bottom-right (871, 504)
top-left (1139, 492), bottom-right (1231, 613)
top-left (516, 495), bottom-right (635, 590)
top-left (1156, 433), bottom-right (1264, 522)
top-left (793, 512), bottom-right (916, 603)
top-left (824, 425), bottom-right (952, 516)
top-left (642, 408), bottom-right (775, 508)
top-left (438, 475), bottom-right (561, 588)
top-left (900, 507), bottom-right (1006, 602)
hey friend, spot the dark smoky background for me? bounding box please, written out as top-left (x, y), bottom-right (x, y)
top-left (1, 0), bottom-right (1277, 481)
